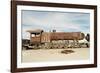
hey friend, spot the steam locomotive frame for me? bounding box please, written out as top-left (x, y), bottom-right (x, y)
top-left (22, 29), bottom-right (89, 50)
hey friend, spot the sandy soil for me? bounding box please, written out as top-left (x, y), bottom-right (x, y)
top-left (22, 48), bottom-right (90, 63)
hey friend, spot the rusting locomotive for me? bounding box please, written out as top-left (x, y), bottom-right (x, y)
top-left (22, 29), bottom-right (89, 49)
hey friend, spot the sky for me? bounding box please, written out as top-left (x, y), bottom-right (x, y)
top-left (21, 10), bottom-right (90, 39)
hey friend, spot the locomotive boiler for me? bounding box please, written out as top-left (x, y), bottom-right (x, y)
top-left (41, 32), bottom-right (84, 43)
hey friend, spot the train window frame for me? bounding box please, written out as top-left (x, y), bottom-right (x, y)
top-left (11, 1), bottom-right (97, 73)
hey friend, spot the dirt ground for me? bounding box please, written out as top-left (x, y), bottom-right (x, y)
top-left (22, 48), bottom-right (90, 63)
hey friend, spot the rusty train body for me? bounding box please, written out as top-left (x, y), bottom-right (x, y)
top-left (30, 32), bottom-right (84, 43)
top-left (22, 29), bottom-right (88, 49)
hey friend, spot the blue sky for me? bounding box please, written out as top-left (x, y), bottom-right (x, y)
top-left (21, 10), bottom-right (90, 39)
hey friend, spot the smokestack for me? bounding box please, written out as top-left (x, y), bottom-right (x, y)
top-left (52, 30), bottom-right (56, 32)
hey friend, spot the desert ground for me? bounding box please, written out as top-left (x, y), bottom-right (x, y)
top-left (22, 48), bottom-right (90, 63)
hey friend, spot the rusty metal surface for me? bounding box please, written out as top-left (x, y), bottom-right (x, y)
top-left (41, 32), bottom-right (85, 42)
top-left (30, 32), bottom-right (85, 44)
top-left (30, 37), bottom-right (41, 43)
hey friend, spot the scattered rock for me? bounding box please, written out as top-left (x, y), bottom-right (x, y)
top-left (61, 50), bottom-right (74, 54)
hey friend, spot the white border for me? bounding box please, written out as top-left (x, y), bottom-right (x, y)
top-left (17, 5), bottom-right (94, 68)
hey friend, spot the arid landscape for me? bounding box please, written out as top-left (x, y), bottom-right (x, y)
top-left (22, 48), bottom-right (90, 62)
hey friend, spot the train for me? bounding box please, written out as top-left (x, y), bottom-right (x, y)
top-left (22, 29), bottom-right (89, 50)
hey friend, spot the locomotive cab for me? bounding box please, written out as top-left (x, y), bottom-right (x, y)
top-left (27, 29), bottom-right (44, 46)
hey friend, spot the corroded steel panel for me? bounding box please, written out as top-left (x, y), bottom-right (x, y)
top-left (41, 32), bottom-right (85, 42)
top-left (30, 37), bottom-right (40, 43)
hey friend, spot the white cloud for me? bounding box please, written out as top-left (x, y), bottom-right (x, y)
top-left (22, 11), bottom-right (90, 39)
